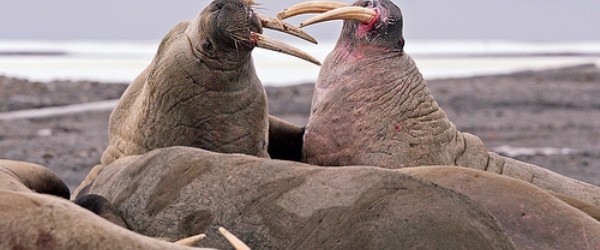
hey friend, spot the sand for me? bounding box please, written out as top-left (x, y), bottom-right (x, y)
top-left (1, 64), bottom-right (599, 191)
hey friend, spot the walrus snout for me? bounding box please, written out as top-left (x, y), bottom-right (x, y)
top-left (210, 1), bottom-right (260, 51)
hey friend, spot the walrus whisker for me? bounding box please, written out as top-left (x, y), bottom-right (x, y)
top-left (277, 1), bottom-right (349, 20)
top-left (250, 32), bottom-right (321, 65)
top-left (256, 13), bottom-right (317, 44)
top-left (218, 227), bottom-right (251, 250)
top-left (174, 234), bottom-right (206, 246)
top-left (299, 6), bottom-right (377, 28)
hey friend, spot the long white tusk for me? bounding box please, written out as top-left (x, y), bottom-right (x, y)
top-left (218, 227), bottom-right (251, 250)
top-left (174, 234), bottom-right (206, 246)
top-left (277, 1), bottom-right (350, 20)
top-left (300, 6), bottom-right (377, 28)
top-left (251, 32), bottom-right (321, 65)
top-left (256, 13), bottom-right (317, 44)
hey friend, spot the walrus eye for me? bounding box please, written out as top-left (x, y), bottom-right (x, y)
top-left (396, 38), bottom-right (405, 51)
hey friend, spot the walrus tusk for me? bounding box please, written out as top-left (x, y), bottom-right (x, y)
top-left (251, 32), bottom-right (321, 65)
top-left (218, 227), bottom-right (251, 250)
top-left (256, 13), bottom-right (318, 44)
top-left (174, 234), bottom-right (206, 246)
top-left (299, 6), bottom-right (377, 28)
top-left (277, 1), bottom-right (350, 20)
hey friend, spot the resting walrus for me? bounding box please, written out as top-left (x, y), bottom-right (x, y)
top-left (279, 0), bottom-right (600, 207)
top-left (75, 146), bottom-right (600, 248)
top-left (100, 0), bottom-right (319, 167)
top-left (75, 146), bottom-right (516, 249)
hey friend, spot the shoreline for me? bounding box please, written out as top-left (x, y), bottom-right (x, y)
top-left (1, 64), bottom-right (599, 190)
top-left (3, 39), bottom-right (600, 85)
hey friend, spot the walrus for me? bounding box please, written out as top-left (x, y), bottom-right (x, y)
top-left (279, 0), bottom-right (600, 207)
top-left (99, 0), bottom-right (320, 167)
top-left (75, 146), bottom-right (516, 249)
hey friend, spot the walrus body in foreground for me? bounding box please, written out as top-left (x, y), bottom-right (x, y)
top-left (76, 147), bottom-right (600, 249)
top-left (76, 146), bottom-right (516, 249)
top-left (292, 0), bottom-right (600, 206)
top-left (0, 160), bottom-right (215, 249)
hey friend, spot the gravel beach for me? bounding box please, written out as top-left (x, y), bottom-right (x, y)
top-left (1, 64), bottom-right (599, 190)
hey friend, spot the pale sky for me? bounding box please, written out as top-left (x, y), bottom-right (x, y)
top-left (1, 0), bottom-right (599, 42)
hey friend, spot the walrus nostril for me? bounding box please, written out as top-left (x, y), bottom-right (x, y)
top-left (202, 40), bottom-right (214, 53)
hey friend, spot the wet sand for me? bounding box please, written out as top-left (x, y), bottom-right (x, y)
top-left (1, 64), bottom-right (599, 190)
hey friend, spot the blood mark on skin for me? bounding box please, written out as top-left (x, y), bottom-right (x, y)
top-left (357, 10), bottom-right (380, 37)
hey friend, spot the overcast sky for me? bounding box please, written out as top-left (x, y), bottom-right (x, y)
top-left (1, 0), bottom-right (599, 42)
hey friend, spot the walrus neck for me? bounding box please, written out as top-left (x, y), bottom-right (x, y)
top-left (194, 56), bottom-right (257, 92)
top-left (331, 40), bottom-right (399, 63)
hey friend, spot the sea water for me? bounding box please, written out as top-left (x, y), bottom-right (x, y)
top-left (1, 40), bottom-right (600, 86)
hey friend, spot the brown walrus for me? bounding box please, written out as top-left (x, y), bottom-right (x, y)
top-left (75, 146), bottom-right (516, 249)
top-left (100, 0), bottom-right (320, 167)
top-left (279, 0), bottom-right (600, 207)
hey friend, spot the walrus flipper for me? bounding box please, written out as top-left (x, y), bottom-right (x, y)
top-left (268, 116), bottom-right (304, 161)
top-left (0, 159), bottom-right (70, 199)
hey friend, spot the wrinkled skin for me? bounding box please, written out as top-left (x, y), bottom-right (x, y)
top-left (401, 167), bottom-right (600, 249)
top-left (76, 146), bottom-right (516, 249)
top-left (302, 0), bottom-right (600, 206)
top-left (0, 160), bottom-right (213, 250)
top-left (101, 0), bottom-right (270, 166)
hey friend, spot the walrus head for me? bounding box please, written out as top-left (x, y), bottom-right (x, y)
top-left (278, 0), bottom-right (404, 52)
top-left (185, 0), bottom-right (320, 70)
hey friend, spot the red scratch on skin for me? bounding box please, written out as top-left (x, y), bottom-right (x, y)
top-left (356, 10), bottom-right (380, 37)
top-left (393, 123), bottom-right (403, 132)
